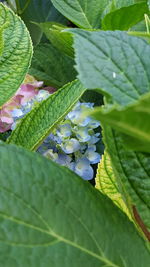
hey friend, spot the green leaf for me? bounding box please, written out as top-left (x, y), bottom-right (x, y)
top-left (68, 29), bottom-right (150, 105)
top-left (131, 20), bottom-right (147, 32)
top-left (29, 43), bottom-right (77, 88)
top-left (0, 3), bottom-right (32, 106)
top-left (0, 19), bottom-right (7, 56)
top-left (91, 92), bottom-right (150, 152)
top-left (112, 0), bottom-right (136, 8)
top-left (96, 152), bottom-right (132, 220)
top-left (0, 143), bottom-right (150, 266)
top-left (51, 0), bottom-right (110, 29)
top-left (103, 124), bottom-right (150, 241)
top-left (134, 0), bottom-right (147, 2)
top-left (102, 2), bottom-right (148, 30)
top-left (38, 22), bottom-right (74, 57)
top-left (18, 0), bottom-right (67, 44)
top-left (8, 80), bottom-right (86, 150)
top-left (101, 0), bottom-right (135, 18)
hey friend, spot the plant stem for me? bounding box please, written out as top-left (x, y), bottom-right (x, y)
top-left (15, 0), bottom-right (21, 14)
top-left (19, 0), bottom-right (31, 15)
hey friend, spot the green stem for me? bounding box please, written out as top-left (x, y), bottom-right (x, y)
top-left (144, 14), bottom-right (150, 34)
top-left (15, 0), bottom-right (21, 14)
top-left (19, 0), bottom-right (31, 15)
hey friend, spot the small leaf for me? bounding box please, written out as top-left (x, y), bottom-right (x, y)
top-left (38, 22), bottom-right (74, 57)
top-left (102, 2), bottom-right (148, 30)
top-left (96, 152), bottom-right (132, 219)
top-left (51, 0), bottom-right (110, 28)
top-left (0, 3), bottom-right (32, 106)
top-left (29, 43), bottom-right (76, 88)
top-left (8, 80), bottom-right (86, 150)
top-left (68, 29), bottom-right (150, 106)
top-left (103, 124), bottom-right (150, 241)
top-left (102, 0), bottom-right (135, 16)
top-left (0, 143), bottom-right (150, 266)
top-left (91, 92), bottom-right (150, 152)
top-left (18, 0), bottom-right (67, 44)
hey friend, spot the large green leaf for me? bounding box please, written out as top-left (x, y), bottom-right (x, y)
top-left (68, 27), bottom-right (150, 240)
top-left (51, 0), bottom-right (110, 29)
top-left (103, 125), bottom-right (150, 241)
top-left (96, 152), bottom-right (132, 219)
top-left (91, 93), bottom-right (150, 152)
top-left (8, 80), bottom-right (86, 150)
top-left (0, 143), bottom-right (150, 266)
top-left (29, 43), bottom-right (76, 88)
top-left (68, 29), bottom-right (150, 105)
top-left (18, 0), bottom-right (67, 44)
top-left (0, 3), bottom-right (32, 106)
top-left (38, 22), bottom-right (74, 57)
top-left (102, 2), bottom-right (148, 30)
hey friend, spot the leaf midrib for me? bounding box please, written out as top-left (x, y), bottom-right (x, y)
top-left (0, 181), bottom-right (101, 255)
top-left (0, 184), bottom-right (119, 267)
top-left (76, 0), bottom-right (92, 28)
top-left (0, 212), bottom-right (119, 267)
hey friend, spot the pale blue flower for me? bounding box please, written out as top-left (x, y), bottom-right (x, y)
top-left (11, 121), bottom-right (19, 131)
top-left (21, 101), bottom-right (33, 114)
top-left (67, 109), bottom-right (81, 124)
top-left (44, 149), bottom-right (59, 161)
top-left (10, 96), bottom-right (102, 181)
top-left (11, 109), bottom-right (24, 119)
top-left (35, 90), bottom-right (50, 102)
top-left (88, 133), bottom-right (100, 144)
top-left (43, 134), bottom-right (54, 144)
top-left (37, 143), bottom-right (51, 154)
top-left (61, 138), bottom-right (80, 154)
top-left (69, 162), bottom-right (75, 171)
top-left (57, 123), bottom-right (71, 138)
top-left (80, 102), bottom-right (94, 108)
top-left (46, 133), bottom-right (62, 145)
top-left (85, 147), bottom-right (101, 164)
top-left (74, 127), bottom-right (91, 142)
top-left (87, 144), bottom-right (96, 151)
top-left (74, 158), bottom-right (94, 180)
top-left (78, 116), bottom-right (91, 127)
top-left (56, 153), bottom-right (72, 166)
top-left (88, 119), bottom-right (100, 129)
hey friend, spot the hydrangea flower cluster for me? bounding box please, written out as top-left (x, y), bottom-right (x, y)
top-left (0, 74), bottom-right (101, 180)
top-left (0, 75), bottom-right (43, 132)
top-left (0, 75), bottom-right (56, 132)
top-left (38, 102), bottom-right (101, 180)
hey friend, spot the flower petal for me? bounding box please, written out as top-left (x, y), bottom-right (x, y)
top-left (74, 158), bottom-right (94, 180)
top-left (61, 138), bottom-right (80, 154)
top-left (57, 124), bottom-right (71, 138)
